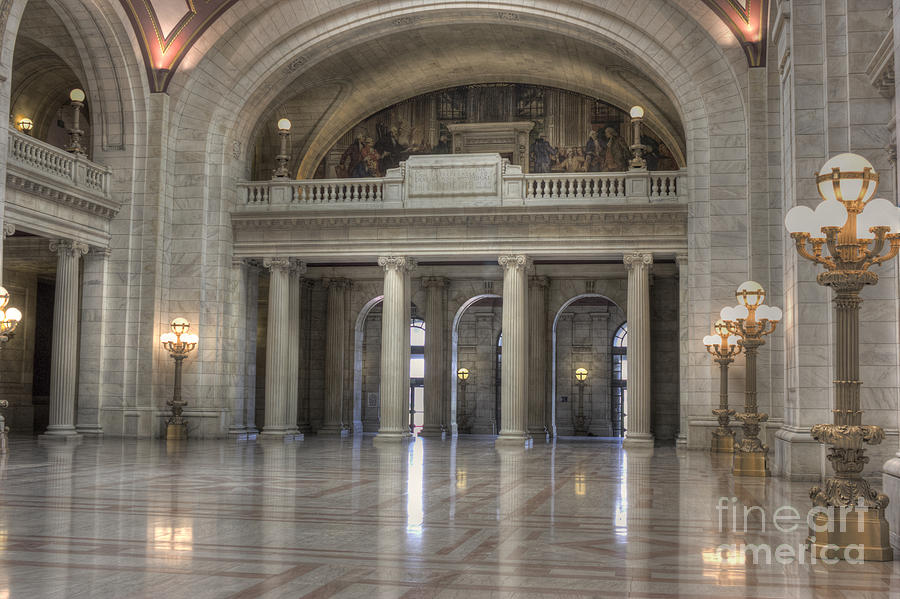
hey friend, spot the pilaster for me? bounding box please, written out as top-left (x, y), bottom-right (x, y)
top-left (320, 277), bottom-right (350, 435)
top-left (75, 246), bottom-right (111, 435)
top-left (420, 276), bottom-right (447, 437)
top-left (527, 275), bottom-right (550, 437)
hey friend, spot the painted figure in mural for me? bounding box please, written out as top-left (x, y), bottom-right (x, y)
top-left (531, 133), bottom-right (558, 173)
top-left (584, 129), bottom-right (604, 171)
top-left (433, 133), bottom-right (451, 154)
top-left (602, 126), bottom-right (631, 172)
top-left (360, 137), bottom-right (381, 177)
top-left (375, 123), bottom-right (408, 172)
top-left (655, 142), bottom-right (678, 171)
top-left (339, 132), bottom-right (366, 178)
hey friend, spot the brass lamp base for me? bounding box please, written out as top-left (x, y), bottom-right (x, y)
top-left (710, 430), bottom-right (735, 453)
top-left (733, 449), bottom-right (769, 477)
top-left (807, 508), bottom-right (894, 562)
top-left (166, 422), bottom-right (187, 441)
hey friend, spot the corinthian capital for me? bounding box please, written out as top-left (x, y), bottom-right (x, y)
top-left (3, 223), bottom-right (15, 238)
top-left (623, 251), bottom-right (653, 271)
top-left (498, 254), bottom-right (532, 271)
top-left (378, 256), bottom-right (417, 272)
top-left (263, 257), bottom-right (293, 273)
top-left (290, 258), bottom-right (308, 276)
top-left (423, 276), bottom-right (448, 288)
top-left (49, 240), bottom-right (89, 257)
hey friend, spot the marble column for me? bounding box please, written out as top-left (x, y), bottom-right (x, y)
top-left (623, 251), bottom-right (653, 448)
top-left (420, 277), bottom-right (447, 437)
top-left (286, 261), bottom-right (306, 436)
top-left (44, 240), bottom-right (88, 437)
top-left (675, 254), bottom-right (689, 446)
top-left (228, 258), bottom-right (250, 436)
top-left (244, 263), bottom-right (261, 434)
top-left (374, 256), bottom-right (416, 444)
top-left (527, 275), bottom-right (550, 437)
top-left (298, 278), bottom-right (315, 433)
top-left (496, 254), bottom-right (531, 446)
top-left (76, 247), bottom-right (110, 435)
top-left (262, 258), bottom-right (293, 437)
top-left (320, 277), bottom-right (350, 435)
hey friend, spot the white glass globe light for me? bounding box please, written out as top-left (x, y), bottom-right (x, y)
top-left (814, 200), bottom-right (848, 229)
top-left (720, 306), bottom-right (736, 321)
top-left (733, 305), bottom-right (750, 320)
top-left (277, 118), bottom-right (292, 131)
top-left (69, 88), bottom-right (86, 102)
top-left (785, 205), bottom-right (818, 235)
top-left (857, 198), bottom-right (900, 237)
top-left (5, 307), bottom-right (21, 322)
top-left (160, 332), bottom-right (177, 344)
top-left (736, 281), bottom-right (765, 307)
top-left (630, 106), bottom-right (644, 119)
top-left (182, 333), bottom-right (199, 345)
top-left (817, 153), bottom-right (877, 204)
top-left (766, 306), bottom-right (782, 322)
top-left (703, 334), bottom-right (718, 346)
top-left (727, 335), bottom-right (740, 347)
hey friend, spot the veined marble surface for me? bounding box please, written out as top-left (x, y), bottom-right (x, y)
top-left (0, 436), bottom-right (896, 598)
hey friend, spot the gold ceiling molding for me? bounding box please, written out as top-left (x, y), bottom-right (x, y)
top-left (700, 0), bottom-right (770, 67)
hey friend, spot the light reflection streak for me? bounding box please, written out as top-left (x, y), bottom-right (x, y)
top-left (614, 453), bottom-right (627, 536)
top-left (406, 438), bottom-right (424, 535)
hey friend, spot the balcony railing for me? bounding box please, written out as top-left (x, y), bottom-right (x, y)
top-left (237, 154), bottom-right (684, 212)
top-left (6, 127), bottom-right (115, 217)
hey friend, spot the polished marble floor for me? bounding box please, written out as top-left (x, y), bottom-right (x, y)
top-left (0, 435), bottom-right (897, 598)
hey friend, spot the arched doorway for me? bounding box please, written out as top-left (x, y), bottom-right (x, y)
top-left (353, 297), bottom-right (423, 433)
top-left (552, 294), bottom-right (626, 437)
top-left (450, 294), bottom-right (502, 435)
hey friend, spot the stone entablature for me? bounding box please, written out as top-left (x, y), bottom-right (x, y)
top-left (237, 153), bottom-right (685, 213)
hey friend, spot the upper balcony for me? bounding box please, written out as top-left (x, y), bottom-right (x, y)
top-left (5, 127), bottom-right (117, 245)
top-left (235, 153), bottom-right (685, 214)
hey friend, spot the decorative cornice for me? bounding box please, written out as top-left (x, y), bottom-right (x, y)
top-left (232, 207), bottom-right (686, 231)
top-left (6, 173), bottom-right (119, 219)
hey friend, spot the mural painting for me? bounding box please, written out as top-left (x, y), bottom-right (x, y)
top-left (317, 83), bottom-right (678, 178)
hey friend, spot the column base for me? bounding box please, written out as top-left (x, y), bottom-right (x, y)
top-left (41, 425), bottom-right (80, 438)
top-left (675, 433), bottom-right (687, 447)
top-left (75, 425), bottom-right (103, 435)
top-left (298, 423), bottom-right (313, 434)
top-left (418, 425), bottom-right (443, 438)
top-left (807, 508), bottom-right (894, 562)
top-left (623, 432), bottom-right (654, 449)
top-left (166, 423), bottom-right (188, 441)
top-left (733, 450), bottom-right (769, 477)
top-left (227, 426), bottom-right (248, 438)
top-left (527, 426), bottom-right (548, 438)
top-left (373, 431), bottom-right (411, 445)
top-left (711, 430), bottom-right (735, 453)
top-left (495, 432), bottom-right (530, 447)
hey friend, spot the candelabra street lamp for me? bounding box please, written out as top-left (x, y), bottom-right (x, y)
top-left (573, 367), bottom-right (591, 435)
top-left (160, 318), bottom-right (199, 440)
top-left (703, 321), bottom-right (742, 453)
top-left (720, 281), bottom-right (781, 476)
top-left (629, 106), bottom-right (647, 170)
top-left (784, 152), bottom-right (900, 561)
top-left (66, 88), bottom-right (86, 156)
top-left (273, 118), bottom-right (292, 178)
top-left (457, 368), bottom-right (471, 434)
top-left (0, 287), bottom-right (23, 345)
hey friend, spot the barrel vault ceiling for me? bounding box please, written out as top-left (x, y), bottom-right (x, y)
top-left (117, 0), bottom-right (769, 93)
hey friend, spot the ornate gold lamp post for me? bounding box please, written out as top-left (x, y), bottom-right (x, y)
top-left (784, 152), bottom-right (899, 561)
top-left (273, 118), bottom-right (292, 178)
top-left (160, 318), bottom-right (199, 440)
top-left (703, 321), bottom-right (742, 453)
top-left (66, 88), bottom-right (86, 156)
top-left (720, 282), bottom-right (781, 476)
top-left (573, 367), bottom-right (590, 435)
top-left (456, 367), bottom-right (470, 434)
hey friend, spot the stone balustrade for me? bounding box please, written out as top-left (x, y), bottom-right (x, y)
top-left (8, 128), bottom-right (112, 200)
top-left (236, 153), bottom-right (684, 212)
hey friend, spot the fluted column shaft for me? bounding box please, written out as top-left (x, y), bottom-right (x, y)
top-left (527, 275), bottom-right (549, 436)
top-left (421, 277), bottom-right (447, 437)
top-left (245, 264), bottom-right (261, 433)
top-left (675, 254), bottom-right (689, 446)
top-left (374, 256), bottom-right (416, 443)
top-left (321, 277), bottom-right (349, 435)
top-left (496, 254), bottom-right (531, 446)
top-left (262, 258), bottom-right (292, 436)
top-left (623, 251), bottom-right (653, 447)
top-left (45, 240), bottom-right (88, 436)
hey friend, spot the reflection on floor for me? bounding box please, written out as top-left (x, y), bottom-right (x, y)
top-left (0, 436), bottom-right (897, 598)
